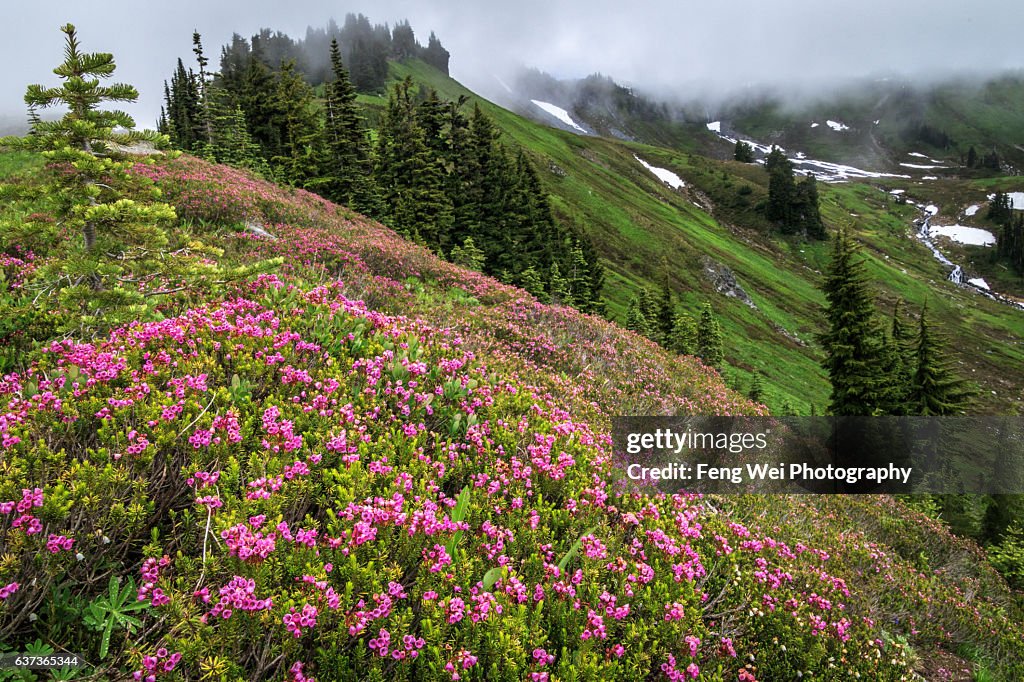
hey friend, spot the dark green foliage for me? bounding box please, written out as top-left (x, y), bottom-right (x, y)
top-left (422, 32), bottom-right (451, 75)
top-left (793, 175), bottom-right (826, 239)
top-left (322, 39), bottom-right (372, 209)
top-left (163, 58), bottom-right (203, 150)
top-left (626, 296), bottom-right (651, 336)
top-left (734, 139), bottom-right (755, 162)
top-left (449, 236), bottom-right (486, 271)
top-left (765, 146), bottom-right (795, 226)
top-left (907, 303), bottom-right (973, 416)
top-left (988, 191), bottom-right (1012, 224)
top-left (696, 302), bottom-right (724, 370)
top-left (819, 231), bottom-right (897, 415)
top-left (667, 310), bottom-right (698, 355)
top-left (197, 86), bottom-right (270, 175)
top-left (749, 372), bottom-right (766, 403)
top-left (886, 298), bottom-right (915, 413)
top-left (764, 147), bottom-right (825, 239)
top-left (656, 280), bottom-right (675, 343)
top-left (270, 61), bottom-right (328, 189)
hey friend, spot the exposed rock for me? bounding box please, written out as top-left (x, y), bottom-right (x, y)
top-left (702, 256), bottom-right (755, 309)
top-left (245, 220), bottom-right (277, 240)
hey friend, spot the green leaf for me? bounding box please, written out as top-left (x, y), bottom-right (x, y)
top-left (482, 567), bottom-right (505, 591)
top-left (557, 526), bottom-right (597, 573)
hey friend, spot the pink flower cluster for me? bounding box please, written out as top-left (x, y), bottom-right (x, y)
top-left (0, 582), bottom-right (19, 600)
top-left (46, 533), bottom-right (74, 553)
top-left (368, 627), bottom-right (424, 660)
top-left (444, 649), bottom-right (478, 681)
top-left (131, 647), bottom-right (182, 681)
top-left (221, 521), bottom-right (277, 561)
top-left (283, 603), bottom-right (318, 638)
top-left (138, 556), bottom-right (171, 605)
top-left (203, 575), bottom-right (273, 622)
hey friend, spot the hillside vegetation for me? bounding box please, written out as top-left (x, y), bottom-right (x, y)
top-left (1, 149), bottom-right (1023, 681)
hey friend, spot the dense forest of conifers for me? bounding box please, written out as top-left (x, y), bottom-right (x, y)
top-left (159, 17), bottom-right (606, 314)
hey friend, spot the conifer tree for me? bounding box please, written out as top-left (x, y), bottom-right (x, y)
top-left (323, 38), bottom-right (371, 210)
top-left (566, 241), bottom-right (592, 309)
top-left (548, 262), bottom-right (571, 305)
top-left (374, 77), bottom-right (452, 245)
top-left (450, 236), bottom-right (486, 271)
top-left (656, 281), bottom-right (675, 342)
top-left (8, 24), bottom-right (177, 329)
top-left (240, 43), bottom-right (282, 159)
top-left (908, 303), bottom-right (973, 415)
top-left (668, 310), bottom-right (698, 355)
top-left (794, 175), bottom-right (826, 239)
top-left (696, 303), bottom-right (725, 370)
top-left (749, 372), bottom-right (766, 403)
top-left (518, 265), bottom-right (547, 301)
top-left (626, 297), bottom-right (651, 336)
top-left (819, 230), bottom-right (896, 415)
top-left (270, 61), bottom-right (327, 188)
top-left (887, 298), bottom-right (915, 411)
top-left (637, 287), bottom-right (658, 329)
top-left (765, 146), bottom-right (795, 227)
top-left (734, 140), bottom-right (754, 163)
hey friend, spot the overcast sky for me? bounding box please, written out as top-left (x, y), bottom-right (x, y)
top-left (4, 0), bottom-right (1022, 127)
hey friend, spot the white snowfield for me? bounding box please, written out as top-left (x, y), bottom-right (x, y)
top-left (705, 125), bottom-right (909, 183)
top-left (986, 192), bottom-right (1024, 209)
top-left (634, 155), bottom-right (685, 189)
top-left (825, 120), bottom-right (849, 131)
top-left (810, 122), bottom-right (820, 128)
top-left (925, 205), bottom-right (939, 215)
top-left (968, 277), bottom-right (991, 290)
top-left (965, 204), bottom-right (980, 216)
top-left (706, 121), bottom-right (721, 133)
top-left (900, 163), bottom-right (947, 170)
top-left (530, 100), bottom-right (587, 133)
top-left (929, 224), bottom-right (996, 247)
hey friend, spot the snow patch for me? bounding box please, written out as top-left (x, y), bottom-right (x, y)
top-left (530, 100), bottom-right (587, 133)
top-left (922, 176), bottom-right (938, 180)
top-left (925, 205), bottom-right (939, 215)
top-left (889, 189), bottom-right (906, 195)
top-left (929, 224), bottom-right (996, 247)
top-left (965, 204), bottom-right (980, 216)
top-left (908, 152), bottom-right (929, 158)
top-left (825, 119), bottom-right (849, 131)
top-left (969, 277), bottom-right (991, 290)
top-left (1009, 192), bottom-right (1024, 209)
top-left (810, 122), bottom-right (820, 128)
top-left (706, 121), bottom-right (721, 133)
top-left (634, 155), bottom-right (685, 189)
top-left (900, 163), bottom-right (947, 169)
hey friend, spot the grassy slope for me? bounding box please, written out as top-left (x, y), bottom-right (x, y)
top-left (381, 61), bottom-right (1024, 414)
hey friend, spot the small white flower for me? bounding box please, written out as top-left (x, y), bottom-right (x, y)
top-left (75, 552), bottom-right (85, 561)
top-left (28, 613), bottom-right (38, 622)
top-left (102, 536), bottom-right (110, 544)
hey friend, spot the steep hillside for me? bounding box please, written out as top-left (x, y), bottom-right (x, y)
top-left (2, 151), bottom-right (1023, 680)
top-left (361, 60), bottom-right (1024, 415)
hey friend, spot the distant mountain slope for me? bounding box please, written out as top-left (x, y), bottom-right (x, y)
top-left (363, 60), bottom-right (1024, 415)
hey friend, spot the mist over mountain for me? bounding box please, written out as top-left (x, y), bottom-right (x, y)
top-left (4, 0), bottom-right (1024, 126)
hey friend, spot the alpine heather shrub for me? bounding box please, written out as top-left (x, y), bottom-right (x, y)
top-left (0, 277), bottom-right (928, 680)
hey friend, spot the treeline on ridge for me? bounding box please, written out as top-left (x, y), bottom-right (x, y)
top-left (160, 28), bottom-right (605, 314)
